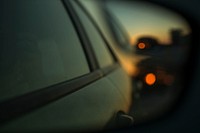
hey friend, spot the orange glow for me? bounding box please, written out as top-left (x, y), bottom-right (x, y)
top-left (121, 59), bottom-right (139, 76)
top-left (138, 43), bottom-right (146, 49)
top-left (130, 36), bottom-right (137, 45)
top-left (145, 73), bottom-right (156, 85)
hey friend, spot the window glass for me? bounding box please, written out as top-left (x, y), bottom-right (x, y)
top-left (0, 0), bottom-right (89, 101)
top-left (70, 0), bottom-right (114, 68)
top-left (110, 18), bottom-right (132, 49)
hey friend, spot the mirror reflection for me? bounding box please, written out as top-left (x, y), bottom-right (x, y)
top-left (105, 0), bottom-right (191, 124)
top-left (0, 0), bottom-right (192, 132)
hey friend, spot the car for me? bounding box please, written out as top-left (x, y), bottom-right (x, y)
top-left (133, 29), bottom-right (190, 90)
top-left (0, 0), bottom-right (134, 132)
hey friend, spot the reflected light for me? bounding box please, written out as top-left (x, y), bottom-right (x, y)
top-left (121, 59), bottom-right (139, 76)
top-left (138, 42), bottom-right (146, 49)
top-left (145, 73), bottom-right (156, 85)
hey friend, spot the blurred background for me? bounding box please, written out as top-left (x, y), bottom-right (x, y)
top-left (104, 0), bottom-right (191, 124)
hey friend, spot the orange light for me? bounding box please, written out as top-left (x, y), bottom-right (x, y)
top-left (138, 42), bottom-right (146, 49)
top-left (145, 73), bottom-right (156, 85)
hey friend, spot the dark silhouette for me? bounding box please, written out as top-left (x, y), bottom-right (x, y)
top-left (133, 28), bottom-right (191, 87)
top-left (134, 28), bottom-right (191, 56)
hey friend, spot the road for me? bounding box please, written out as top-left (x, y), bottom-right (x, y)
top-left (130, 79), bottom-right (183, 125)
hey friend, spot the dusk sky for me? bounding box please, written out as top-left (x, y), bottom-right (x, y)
top-left (106, 1), bottom-right (191, 45)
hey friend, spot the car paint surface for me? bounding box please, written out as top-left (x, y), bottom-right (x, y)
top-left (0, 0), bottom-right (132, 132)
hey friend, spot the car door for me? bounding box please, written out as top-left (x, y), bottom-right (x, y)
top-left (74, 0), bottom-right (133, 107)
top-left (0, 0), bottom-right (132, 132)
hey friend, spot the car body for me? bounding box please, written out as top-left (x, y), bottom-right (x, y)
top-left (0, 0), bottom-right (133, 132)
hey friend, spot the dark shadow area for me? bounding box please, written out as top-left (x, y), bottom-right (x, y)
top-left (130, 28), bottom-right (191, 124)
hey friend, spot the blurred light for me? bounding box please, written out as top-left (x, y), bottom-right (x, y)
top-left (138, 42), bottom-right (146, 49)
top-left (145, 73), bottom-right (156, 85)
top-left (120, 57), bottom-right (139, 76)
top-left (136, 81), bottom-right (143, 90)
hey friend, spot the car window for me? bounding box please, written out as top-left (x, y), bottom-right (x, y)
top-left (70, 0), bottom-right (115, 68)
top-left (108, 15), bottom-right (133, 51)
top-left (0, 0), bottom-right (89, 101)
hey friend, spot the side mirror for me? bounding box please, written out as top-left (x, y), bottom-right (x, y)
top-left (104, 0), bottom-right (192, 124)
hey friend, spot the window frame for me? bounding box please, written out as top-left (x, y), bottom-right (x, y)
top-left (65, 0), bottom-right (120, 75)
top-left (0, 0), bottom-right (120, 124)
top-left (67, 0), bottom-right (116, 69)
